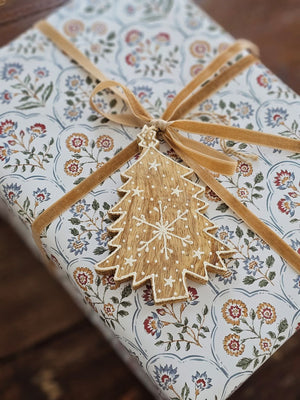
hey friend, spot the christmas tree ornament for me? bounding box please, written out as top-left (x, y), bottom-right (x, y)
top-left (95, 125), bottom-right (235, 304)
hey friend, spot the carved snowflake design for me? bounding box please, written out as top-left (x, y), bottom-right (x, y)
top-left (133, 200), bottom-right (193, 260)
top-left (95, 140), bottom-right (234, 304)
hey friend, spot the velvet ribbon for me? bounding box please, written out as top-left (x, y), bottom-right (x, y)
top-left (32, 20), bottom-right (300, 274)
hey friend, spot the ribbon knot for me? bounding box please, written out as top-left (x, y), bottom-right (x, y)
top-left (149, 119), bottom-right (170, 132)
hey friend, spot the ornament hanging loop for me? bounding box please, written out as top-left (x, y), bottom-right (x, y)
top-left (137, 124), bottom-right (160, 150)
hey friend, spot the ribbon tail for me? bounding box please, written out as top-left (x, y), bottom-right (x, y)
top-left (172, 120), bottom-right (300, 153)
top-left (174, 150), bottom-right (300, 274)
top-left (165, 128), bottom-right (237, 175)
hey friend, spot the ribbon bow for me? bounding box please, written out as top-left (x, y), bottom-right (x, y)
top-left (90, 69), bottom-right (298, 176)
top-left (33, 21), bottom-right (300, 273)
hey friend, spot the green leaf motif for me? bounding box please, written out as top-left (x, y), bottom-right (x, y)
top-left (258, 279), bottom-right (268, 287)
top-left (216, 203), bottom-right (229, 213)
top-left (92, 199), bottom-right (100, 211)
top-left (103, 201), bottom-right (110, 210)
top-left (243, 276), bottom-right (256, 285)
top-left (219, 100), bottom-right (226, 109)
top-left (118, 310), bottom-right (129, 317)
top-left (236, 357), bottom-right (252, 370)
top-left (247, 229), bottom-right (255, 238)
top-left (236, 226), bottom-right (243, 238)
top-left (93, 246), bottom-right (107, 255)
top-left (181, 383), bottom-right (190, 400)
top-left (70, 228), bottom-right (79, 236)
top-left (268, 271), bottom-right (276, 281)
top-left (42, 82), bottom-right (53, 102)
top-left (121, 284), bottom-right (132, 298)
top-left (266, 255), bottom-right (275, 267)
top-left (69, 217), bottom-right (81, 225)
top-left (254, 172), bottom-right (264, 184)
top-left (278, 318), bottom-right (288, 334)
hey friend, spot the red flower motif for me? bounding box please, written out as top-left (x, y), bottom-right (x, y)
top-left (27, 123), bottom-right (47, 138)
top-left (187, 286), bottom-right (199, 305)
top-left (190, 40), bottom-right (210, 58)
top-left (222, 299), bottom-right (248, 325)
top-left (64, 159), bottom-right (83, 176)
top-left (165, 148), bottom-right (181, 162)
top-left (73, 267), bottom-right (94, 290)
top-left (256, 302), bottom-right (276, 324)
top-left (102, 274), bottom-right (117, 290)
top-left (0, 119), bottom-right (17, 137)
top-left (237, 187), bottom-right (249, 199)
top-left (142, 283), bottom-right (154, 305)
top-left (236, 161), bottom-right (253, 177)
top-left (125, 29), bottom-right (143, 45)
top-left (274, 170), bottom-right (295, 190)
top-left (277, 196), bottom-right (296, 216)
top-left (223, 334), bottom-right (245, 356)
top-left (104, 303), bottom-right (115, 316)
top-left (96, 135), bottom-right (114, 151)
top-left (156, 308), bottom-right (166, 316)
top-left (143, 312), bottom-right (162, 338)
top-left (0, 145), bottom-right (9, 162)
top-left (154, 33), bottom-right (170, 45)
top-left (190, 64), bottom-right (204, 77)
top-left (66, 133), bottom-right (88, 153)
top-left (259, 338), bottom-right (272, 352)
top-left (205, 186), bottom-right (221, 202)
top-left (63, 19), bottom-right (84, 37)
top-left (125, 52), bottom-right (140, 67)
top-left (257, 74), bottom-right (269, 87)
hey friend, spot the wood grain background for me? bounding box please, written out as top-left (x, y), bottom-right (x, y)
top-left (0, 0), bottom-right (299, 399)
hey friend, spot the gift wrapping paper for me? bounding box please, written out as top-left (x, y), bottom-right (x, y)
top-left (0, 0), bottom-right (299, 399)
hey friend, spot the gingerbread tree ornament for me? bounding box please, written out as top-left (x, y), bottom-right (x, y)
top-left (95, 125), bottom-right (234, 304)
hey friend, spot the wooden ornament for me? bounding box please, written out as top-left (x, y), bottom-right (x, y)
top-left (95, 125), bottom-right (234, 304)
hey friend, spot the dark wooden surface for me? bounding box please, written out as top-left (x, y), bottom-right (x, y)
top-left (0, 1), bottom-right (299, 399)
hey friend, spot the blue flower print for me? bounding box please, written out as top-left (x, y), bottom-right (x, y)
top-left (217, 264), bottom-right (238, 284)
top-left (132, 85), bottom-right (153, 102)
top-left (34, 67), bottom-right (49, 79)
top-left (199, 99), bottom-right (217, 113)
top-left (192, 371), bottom-right (212, 391)
top-left (3, 183), bottom-right (22, 205)
top-left (64, 105), bottom-right (83, 121)
top-left (154, 364), bottom-right (179, 390)
top-left (216, 225), bottom-right (234, 244)
top-left (67, 237), bottom-right (89, 256)
top-left (96, 227), bottom-right (109, 247)
top-left (65, 74), bottom-right (84, 91)
top-left (0, 90), bottom-right (12, 104)
top-left (33, 188), bottom-right (51, 203)
top-left (291, 239), bottom-right (300, 253)
top-left (0, 143), bottom-right (12, 164)
top-left (265, 107), bottom-right (288, 128)
top-left (2, 63), bottom-right (23, 81)
top-left (236, 101), bottom-right (254, 119)
top-left (70, 199), bottom-right (91, 218)
top-left (293, 276), bottom-right (300, 294)
top-left (243, 255), bottom-right (264, 276)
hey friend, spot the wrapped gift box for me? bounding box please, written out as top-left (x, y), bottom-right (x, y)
top-left (0, 0), bottom-right (299, 399)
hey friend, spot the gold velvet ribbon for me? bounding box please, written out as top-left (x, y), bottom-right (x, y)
top-left (32, 20), bottom-right (300, 274)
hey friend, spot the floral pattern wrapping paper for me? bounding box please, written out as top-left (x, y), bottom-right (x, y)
top-left (0, 0), bottom-right (299, 399)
